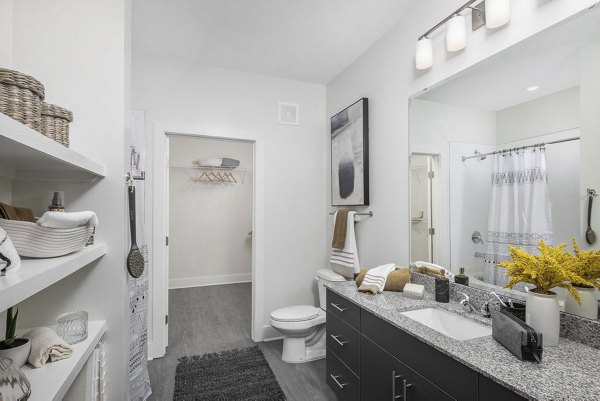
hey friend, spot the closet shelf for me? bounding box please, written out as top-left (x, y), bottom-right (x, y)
top-left (0, 113), bottom-right (106, 181)
top-left (21, 320), bottom-right (107, 401)
top-left (0, 243), bottom-right (107, 312)
top-left (170, 163), bottom-right (251, 171)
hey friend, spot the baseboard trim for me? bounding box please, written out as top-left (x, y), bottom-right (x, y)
top-left (262, 325), bottom-right (283, 342)
top-left (169, 273), bottom-right (252, 289)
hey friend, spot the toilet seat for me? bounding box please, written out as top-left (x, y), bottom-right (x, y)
top-left (271, 305), bottom-right (320, 322)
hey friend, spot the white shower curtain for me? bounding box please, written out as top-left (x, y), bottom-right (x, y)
top-left (484, 147), bottom-right (553, 286)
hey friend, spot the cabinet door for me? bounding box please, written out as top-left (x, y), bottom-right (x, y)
top-left (361, 336), bottom-right (456, 401)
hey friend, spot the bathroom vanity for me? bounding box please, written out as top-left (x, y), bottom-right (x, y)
top-left (325, 284), bottom-right (600, 401)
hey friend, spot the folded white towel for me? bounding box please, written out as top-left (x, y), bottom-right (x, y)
top-left (330, 211), bottom-right (360, 278)
top-left (22, 327), bottom-right (73, 368)
top-left (0, 227), bottom-right (21, 274)
top-left (196, 158), bottom-right (223, 167)
top-left (358, 263), bottom-right (396, 294)
top-left (37, 211), bottom-right (98, 229)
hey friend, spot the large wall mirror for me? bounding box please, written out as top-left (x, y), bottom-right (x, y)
top-left (409, 7), bottom-right (600, 320)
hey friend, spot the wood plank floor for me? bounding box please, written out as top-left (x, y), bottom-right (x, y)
top-left (147, 283), bottom-right (336, 401)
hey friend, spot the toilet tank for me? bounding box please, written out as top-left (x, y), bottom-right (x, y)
top-left (316, 269), bottom-right (347, 310)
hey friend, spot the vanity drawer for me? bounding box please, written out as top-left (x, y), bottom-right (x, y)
top-left (361, 309), bottom-right (478, 401)
top-left (326, 349), bottom-right (360, 401)
top-left (327, 289), bottom-right (360, 330)
top-left (326, 312), bottom-right (360, 375)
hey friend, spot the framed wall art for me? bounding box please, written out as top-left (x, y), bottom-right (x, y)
top-left (330, 98), bottom-right (369, 206)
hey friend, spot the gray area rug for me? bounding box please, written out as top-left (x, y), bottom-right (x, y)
top-left (173, 346), bottom-right (286, 401)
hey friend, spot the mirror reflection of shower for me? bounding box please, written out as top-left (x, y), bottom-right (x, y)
top-left (410, 154), bottom-right (439, 264)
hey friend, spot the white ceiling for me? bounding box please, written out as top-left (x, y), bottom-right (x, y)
top-left (418, 6), bottom-right (600, 111)
top-left (132, 0), bottom-right (414, 84)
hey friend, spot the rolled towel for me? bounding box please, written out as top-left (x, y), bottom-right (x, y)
top-left (37, 211), bottom-right (98, 229)
top-left (357, 263), bottom-right (396, 294)
top-left (356, 267), bottom-right (411, 292)
top-left (0, 227), bottom-right (21, 275)
top-left (22, 327), bottom-right (73, 368)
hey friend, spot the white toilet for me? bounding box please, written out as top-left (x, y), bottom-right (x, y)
top-left (270, 269), bottom-right (348, 363)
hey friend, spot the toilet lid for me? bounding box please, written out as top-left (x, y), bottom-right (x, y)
top-left (271, 305), bottom-right (320, 322)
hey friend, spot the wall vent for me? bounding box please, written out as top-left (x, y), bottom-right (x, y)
top-left (278, 102), bottom-right (300, 125)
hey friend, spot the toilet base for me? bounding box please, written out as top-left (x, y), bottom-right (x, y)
top-left (281, 329), bottom-right (326, 363)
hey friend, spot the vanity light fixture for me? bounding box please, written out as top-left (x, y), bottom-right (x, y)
top-left (525, 85), bottom-right (540, 92)
top-left (415, 37), bottom-right (433, 70)
top-left (485, 0), bottom-right (511, 28)
top-left (446, 14), bottom-right (467, 52)
top-left (415, 0), bottom-right (511, 69)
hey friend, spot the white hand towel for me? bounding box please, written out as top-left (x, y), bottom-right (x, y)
top-left (330, 211), bottom-right (360, 278)
top-left (37, 211), bottom-right (98, 229)
top-left (358, 264), bottom-right (396, 294)
top-left (22, 327), bottom-right (73, 368)
top-left (0, 227), bottom-right (21, 274)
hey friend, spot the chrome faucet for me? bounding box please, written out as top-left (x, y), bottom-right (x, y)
top-left (457, 292), bottom-right (492, 318)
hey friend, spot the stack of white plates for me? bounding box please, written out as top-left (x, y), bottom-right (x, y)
top-left (0, 219), bottom-right (93, 258)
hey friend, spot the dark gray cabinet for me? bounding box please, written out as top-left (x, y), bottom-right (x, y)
top-left (325, 289), bottom-right (526, 401)
top-left (361, 335), bottom-right (456, 401)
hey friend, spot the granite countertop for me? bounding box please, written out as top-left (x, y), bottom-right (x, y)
top-left (325, 281), bottom-right (600, 401)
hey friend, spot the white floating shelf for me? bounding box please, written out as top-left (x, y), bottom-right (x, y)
top-left (22, 320), bottom-right (107, 401)
top-left (0, 113), bottom-right (106, 181)
top-left (0, 243), bottom-right (107, 312)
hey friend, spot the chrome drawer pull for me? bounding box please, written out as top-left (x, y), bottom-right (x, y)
top-left (330, 335), bottom-right (349, 346)
top-left (403, 378), bottom-right (413, 400)
top-left (330, 374), bottom-right (348, 389)
top-left (330, 303), bottom-right (348, 312)
top-left (392, 371), bottom-right (402, 400)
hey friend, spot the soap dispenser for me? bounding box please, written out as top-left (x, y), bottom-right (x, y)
top-left (455, 267), bottom-right (469, 286)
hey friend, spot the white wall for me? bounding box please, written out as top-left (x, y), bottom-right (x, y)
top-left (580, 40), bottom-right (600, 252)
top-left (133, 55), bottom-right (326, 341)
top-left (497, 86), bottom-right (580, 143)
top-left (5, 1), bottom-right (129, 400)
top-left (327, 0), bottom-right (597, 270)
top-left (168, 136), bottom-right (253, 289)
top-left (0, 0), bottom-right (12, 67)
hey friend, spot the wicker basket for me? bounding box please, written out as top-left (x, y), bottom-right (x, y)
top-left (0, 218), bottom-right (93, 258)
top-left (0, 68), bottom-right (45, 131)
top-left (40, 102), bottom-right (73, 147)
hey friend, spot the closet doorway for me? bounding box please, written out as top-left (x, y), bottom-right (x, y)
top-left (410, 154), bottom-right (439, 263)
top-left (151, 128), bottom-right (260, 359)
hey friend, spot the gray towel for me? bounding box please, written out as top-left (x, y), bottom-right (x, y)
top-left (221, 158), bottom-right (240, 168)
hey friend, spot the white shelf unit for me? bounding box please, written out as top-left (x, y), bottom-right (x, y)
top-left (0, 113), bottom-right (106, 181)
top-left (21, 320), bottom-right (107, 401)
top-left (0, 244), bottom-right (107, 312)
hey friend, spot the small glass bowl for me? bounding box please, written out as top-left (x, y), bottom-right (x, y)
top-left (56, 311), bottom-right (88, 345)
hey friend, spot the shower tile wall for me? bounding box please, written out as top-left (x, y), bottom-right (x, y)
top-left (449, 142), bottom-right (495, 279)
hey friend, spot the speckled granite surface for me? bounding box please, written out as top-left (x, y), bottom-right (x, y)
top-left (325, 281), bottom-right (600, 401)
top-left (411, 272), bottom-right (600, 350)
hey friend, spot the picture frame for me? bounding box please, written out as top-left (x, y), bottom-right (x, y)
top-left (330, 98), bottom-right (369, 206)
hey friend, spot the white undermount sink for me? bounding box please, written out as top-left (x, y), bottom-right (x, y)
top-left (401, 308), bottom-right (492, 341)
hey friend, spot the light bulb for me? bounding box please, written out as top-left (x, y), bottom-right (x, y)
top-left (415, 37), bottom-right (433, 70)
top-left (486, 0), bottom-right (510, 29)
top-left (446, 14), bottom-right (466, 52)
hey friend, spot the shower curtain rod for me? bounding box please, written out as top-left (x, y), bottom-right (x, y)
top-left (461, 136), bottom-right (580, 161)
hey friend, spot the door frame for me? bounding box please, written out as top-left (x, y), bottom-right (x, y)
top-left (150, 122), bottom-right (265, 358)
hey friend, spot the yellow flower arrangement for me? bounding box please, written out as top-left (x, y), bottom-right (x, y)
top-left (497, 240), bottom-right (597, 304)
top-left (569, 239), bottom-right (600, 289)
